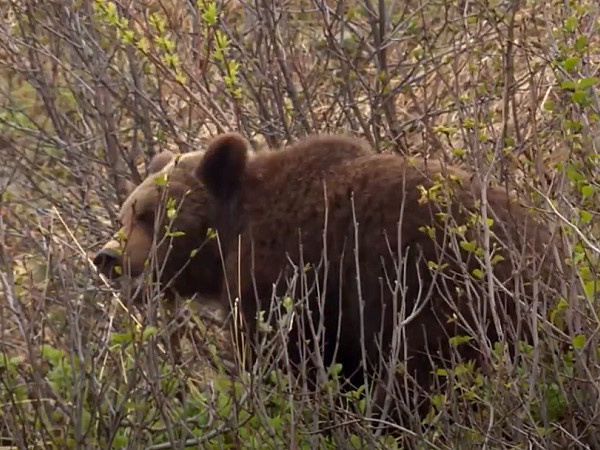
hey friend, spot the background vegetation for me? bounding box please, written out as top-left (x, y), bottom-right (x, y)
top-left (1, 0), bottom-right (599, 448)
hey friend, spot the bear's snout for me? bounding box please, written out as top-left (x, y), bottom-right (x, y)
top-left (94, 245), bottom-right (123, 279)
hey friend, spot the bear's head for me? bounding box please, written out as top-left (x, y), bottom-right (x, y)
top-left (93, 133), bottom-right (250, 299)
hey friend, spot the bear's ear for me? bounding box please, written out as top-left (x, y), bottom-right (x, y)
top-left (197, 133), bottom-right (248, 199)
top-left (147, 150), bottom-right (174, 175)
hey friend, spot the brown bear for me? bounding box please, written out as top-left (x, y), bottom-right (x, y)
top-left (94, 134), bottom-right (374, 369)
top-left (94, 132), bottom-right (561, 427)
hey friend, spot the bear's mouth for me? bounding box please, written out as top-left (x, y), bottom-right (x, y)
top-left (112, 272), bottom-right (190, 306)
top-left (96, 274), bottom-right (145, 305)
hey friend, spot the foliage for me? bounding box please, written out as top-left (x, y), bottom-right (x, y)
top-left (0, 0), bottom-right (600, 448)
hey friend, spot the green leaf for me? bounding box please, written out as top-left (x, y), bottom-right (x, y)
top-left (565, 119), bottom-right (583, 133)
top-left (579, 265), bottom-right (593, 281)
top-left (472, 268), bottom-right (484, 279)
top-left (201, 1), bottom-right (218, 26)
top-left (431, 394), bottom-right (446, 411)
top-left (578, 77), bottom-right (599, 89)
top-left (175, 72), bottom-right (187, 85)
top-left (560, 80), bottom-right (577, 91)
top-left (572, 334), bottom-right (586, 350)
top-left (566, 165), bottom-right (585, 182)
top-left (564, 16), bottom-right (577, 33)
top-left (561, 56), bottom-right (580, 72)
top-left (580, 184), bottom-right (595, 197)
top-left (282, 296), bottom-right (293, 313)
top-left (460, 240), bottom-right (478, 253)
top-left (584, 280), bottom-right (598, 300)
top-left (449, 335), bottom-right (473, 348)
top-left (149, 12), bottom-right (166, 33)
top-left (552, 297), bottom-right (568, 315)
top-left (462, 118), bottom-right (475, 129)
top-left (580, 210), bottom-right (593, 223)
top-left (419, 225), bottom-right (435, 239)
top-left (575, 35), bottom-right (588, 53)
top-left (329, 363), bottom-right (343, 377)
top-left (41, 345), bottom-right (65, 366)
top-left (572, 90), bottom-right (590, 106)
top-left (136, 37), bottom-right (150, 53)
top-left (491, 254), bottom-right (505, 265)
top-left (427, 260), bottom-right (448, 271)
top-left (434, 125), bottom-right (457, 135)
top-left (142, 326), bottom-right (159, 341)
top-left (110, 332), bottom-right (134, 345)
top-left (154, 173), bottom-right (168, 186)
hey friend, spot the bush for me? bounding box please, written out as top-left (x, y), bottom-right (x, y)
top-left (0, 0), bottom-right (599, 448)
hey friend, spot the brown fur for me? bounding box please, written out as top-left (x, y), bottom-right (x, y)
top-left (95, 132), bottom-right (561, 427)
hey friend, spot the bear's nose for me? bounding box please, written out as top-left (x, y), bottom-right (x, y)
top-left (93, 247), bottom-right (122, 279)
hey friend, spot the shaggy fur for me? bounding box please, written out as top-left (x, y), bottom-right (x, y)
top-left (95, 132), bottom-right (561, 425)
